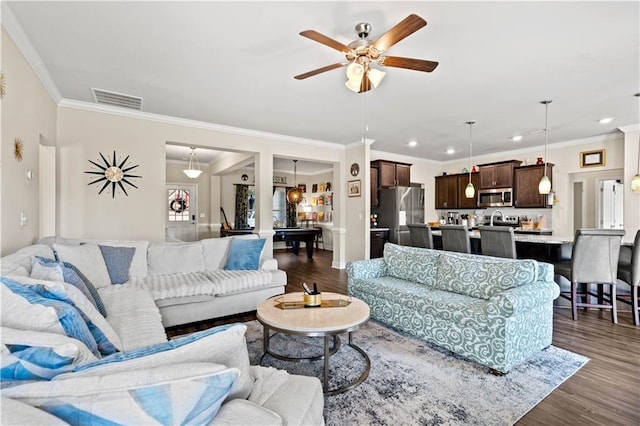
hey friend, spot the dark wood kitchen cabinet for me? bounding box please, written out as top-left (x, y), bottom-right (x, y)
top-left (514, 163), bottom-right (554, 208)
top-left (478, 160), bottom-right (521, 189)
top-left (370, 228), bottom-right (389, 258)
top-left (456, 172), bottom-right (479, 209)
top-left (370, 166), bottom-right (379, 207)
top-left (435, 175), bottom-right (458, 209)
top-left (371, 160), bottom-right (411, 188)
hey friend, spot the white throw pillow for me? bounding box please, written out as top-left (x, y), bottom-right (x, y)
top-left (147, 242), bottom-right (205, 276)
top-left (3, 363), bottom-right (239, 426)
top-left (1, 326), bottom-right (98, 365)
top-left (60, 323), bottom-right (253, 400)
top-left (200, 237), bottom-right (233, 270)
top-left (30, 257), bottom-right (65, 282)
top-left (53, 243), bottom-right (111, 289)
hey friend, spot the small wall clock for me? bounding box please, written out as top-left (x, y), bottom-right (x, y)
top-left (85, 151), bottom-right (141, 198)
top-left (13, 137), bottom-right (23, 161)
top-left (350, 162), bottom-right (360, 176)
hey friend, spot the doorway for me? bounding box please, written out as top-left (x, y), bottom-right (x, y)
top-left (166, 183), bottom-right (198, 241)
top-left (597, 179), bottom-right (624, 229)
top-left (572, 181), bottom-right (585, 233)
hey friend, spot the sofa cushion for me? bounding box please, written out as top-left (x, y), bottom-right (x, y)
top-left (34, 257), bottom-right (106, 317)
top-left (201, 237), bottom-right (233, 270)
top-left (1, 278), bottom-right (99, 356)
top-left (53, 243), bottom-right (111, 289)
top-left (0, 397), bottom-right (69, 426)
top-left (224, 238), bottom-right (266, 271)
top-left (383, 243), bottom-right (440, 287)
top-left (435, 252), bottom-right (539, 299)
top-left (98, 245), bottom-right (136, 284)
top-left (92, 240), bottom-right (149, 278)
top-left (1, 343), bottom-right (77, 381)
top-left (97, 284), bottom-right (167, 351)
top-left (147, 242), bottom-right (205, 276)
top-left (1, 244), bottom-right (55, 277)
top-left (63, 323), bottom-right (253, 401)
top-left (3, 363), bottom-right (239, 426)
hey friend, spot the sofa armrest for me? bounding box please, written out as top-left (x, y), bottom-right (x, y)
top-left (346, 258), bottom-right (387, 280)
top-left (260, 258), bottom-right (278, 271)
top-left (487, 280), bottom-right (560, 317)
top-left (210, 399), bottom-right (283, 426)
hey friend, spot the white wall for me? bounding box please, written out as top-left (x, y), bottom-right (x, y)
top-left (1, 29), bottom-right (57, 255)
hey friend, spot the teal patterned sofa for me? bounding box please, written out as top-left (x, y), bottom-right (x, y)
top-left (346, 243), bottom-right (559, 373)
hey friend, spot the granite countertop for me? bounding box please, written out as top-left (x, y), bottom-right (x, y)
top-left (431, 228), bottom-right (634, 246)
top-left (371, 227), bottom-right (390, 231)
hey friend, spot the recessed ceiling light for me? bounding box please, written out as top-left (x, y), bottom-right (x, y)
top-left (446, 148), bottom-right (455, 155)
top-left (408, 140), bottom-right (418, 147)
top-left (598, 117), bottom-right (614, 124)
top-left (511, 135), bottom-right (523, 142)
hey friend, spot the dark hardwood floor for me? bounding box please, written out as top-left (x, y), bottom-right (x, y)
top-left (167, 249), bottom-right (640, 425)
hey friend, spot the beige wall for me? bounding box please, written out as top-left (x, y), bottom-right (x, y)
top-left (1, 29), bottom-right (57, 256)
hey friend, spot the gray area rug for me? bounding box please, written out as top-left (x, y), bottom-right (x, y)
top-left (244, 320), bottom-right (588, 426)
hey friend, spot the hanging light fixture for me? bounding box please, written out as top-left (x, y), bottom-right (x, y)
top-left (465, 121), bottom-right (476, 198)
top-left (183, 147), bottom-right (202, 179)
top-left (286, 160), bottom-right (303, 204)
top-left (538, 100), bottom-right (553, 194)
top-left (345, 59), bottom-right (386, 93)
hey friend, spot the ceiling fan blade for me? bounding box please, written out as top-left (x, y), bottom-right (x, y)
top-left (373, 14), bottom-right (427, 52)
top-left (294, 62), bottom-right (348, 80)
top-left (379, 56), bottom-right (439, 72)
top-left (300, 30), bottom-right (352, 53)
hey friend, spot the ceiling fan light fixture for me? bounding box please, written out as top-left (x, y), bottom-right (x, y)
top-left (183, 147), bottom-right (202, 179)
top-left (367, 67), bottom-right (386, 88)
top-left (346, 62), bottom-right (364, 81)
top-left (345, 79), bottom-right (362, 92)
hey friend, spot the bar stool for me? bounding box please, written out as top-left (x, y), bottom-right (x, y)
top-left (553, 228), bottom-right (625, 323)
top-left (616, 230), bottom-right (639, 326)
top-left (478, 226), bottom-right (517, 259)
top-left (408, 224), bottom-right (434, 249)
top-left (439, 225), bottom-right (471, 254)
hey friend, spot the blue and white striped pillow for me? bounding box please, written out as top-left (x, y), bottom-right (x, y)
top-left (1, 344), bottom-right (76, 381)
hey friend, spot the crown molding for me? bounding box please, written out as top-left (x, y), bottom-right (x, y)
top-left (1, 3), bottom-right (62, 103)
top-left (58, 98), bottom-right (346, 151)
top-left (618, 123), bottom-right (640, 133)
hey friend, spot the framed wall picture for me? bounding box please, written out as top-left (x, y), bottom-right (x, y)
top-left (580, 149), bottom-right (605, 168)
top-left (348, 180), bottom-right (361, 197)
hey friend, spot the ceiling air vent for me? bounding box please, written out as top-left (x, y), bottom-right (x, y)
top-left (91, 88), bottom-right (143, 110)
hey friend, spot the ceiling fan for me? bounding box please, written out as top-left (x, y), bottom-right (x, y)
top-left (294, 14), bottom-right (439, 93)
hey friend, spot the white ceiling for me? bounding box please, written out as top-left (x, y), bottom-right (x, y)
top-left (5, 1), bottom-right (640, 164)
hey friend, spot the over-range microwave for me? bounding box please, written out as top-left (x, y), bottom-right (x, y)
top-left (478, 188), bottom-right (513, 207)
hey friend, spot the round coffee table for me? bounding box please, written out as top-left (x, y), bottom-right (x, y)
top-left (256, 292), bottom-right (370, 395)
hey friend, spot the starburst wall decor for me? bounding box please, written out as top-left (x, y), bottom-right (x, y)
top-left (85, 151), bottom-right (141, 198)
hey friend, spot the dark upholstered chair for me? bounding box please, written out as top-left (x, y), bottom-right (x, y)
top-left (617, 230), bottom-right (640, 326)
top-left (408, 224), bottom-right (434, 249)
top-left (479, 226), bottom-right (517, 259)
top-left (439, 225), bottom-right (471, 254)
top-left (554, 229), bottom-right (625, 323)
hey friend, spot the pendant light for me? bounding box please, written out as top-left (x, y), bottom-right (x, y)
top-left (465, 121), bottom-right (476, 198)
top-left (538, 100), bottom-right (553, 194)
top-left (286, 160), bottom-right (303, 204)
top-left (183, 147), bottom-right (202, 179)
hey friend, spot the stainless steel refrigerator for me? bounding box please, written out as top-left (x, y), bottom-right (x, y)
top-left (373, 187), bottom-right (425, 245)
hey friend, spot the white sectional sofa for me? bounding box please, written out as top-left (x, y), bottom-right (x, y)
top-left (0, 236), bottom-right (324, 425)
